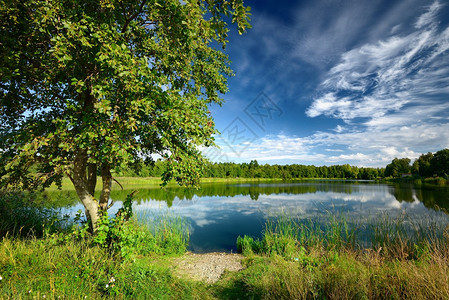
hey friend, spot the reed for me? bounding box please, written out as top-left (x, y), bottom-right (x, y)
top-left (233, 212), bottom-right (449, 299)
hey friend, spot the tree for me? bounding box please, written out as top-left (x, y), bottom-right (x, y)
top-left (385, 158), bottom-right (411, 178)
top-left (431, 149), bottom-right (449, 177)
top-left (0, 0), bottom-right (251, 231)
top-left (412, 152), bottom-right (434, 177)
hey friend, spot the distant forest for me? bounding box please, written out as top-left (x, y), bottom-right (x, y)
top-left (116, 148), bottom-right (449, 180)
top-left (119, 159), bottom-right (384, 180)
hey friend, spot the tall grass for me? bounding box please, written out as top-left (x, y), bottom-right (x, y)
top-left (234, 212), bottom-right (449, 299)
top-left (134, 210), bottom-right (190, 255)
top-left (238, 211), bottom-right (449, 259)
top-left (0, 236), bottom-right (209, 299)
top-left (0, 191), bottom-right (69, 238)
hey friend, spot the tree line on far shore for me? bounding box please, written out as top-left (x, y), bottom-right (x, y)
top-left (385, 148), bottom-right (449, 178)
top-left (116, 148), bottom-right (449, 181)
top-left (118, 159), bottom-right (385, 180)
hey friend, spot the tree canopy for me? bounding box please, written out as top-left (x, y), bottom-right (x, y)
top-left (0, 0), bottom-right (251, 230)
top-left (385, 158), bottom-right (411, 178)
top-left (387, 148), bottom-right (449, 178)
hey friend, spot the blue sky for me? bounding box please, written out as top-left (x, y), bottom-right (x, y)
top-left (202, 0), bottom-right (449, 167)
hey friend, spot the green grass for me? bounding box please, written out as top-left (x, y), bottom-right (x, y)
top-left (0, 205), bottom-right (200, 299)
top-left (134, 210), bottom-right (191, 256)
top-left (0, 236), bottom-right (212, 299)
top-left (233, 214), bottom-right (449, 299)
top-left (46, 176), bottom-right (286, 191)
top-left (219, 248), bottom-right (449, 299)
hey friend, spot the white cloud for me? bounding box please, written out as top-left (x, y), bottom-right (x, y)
top-left (415, 1), bottom-right (443, 29)
top-left (306, 93), bottom-right (352, 118)
top-left (204, 119), bottom-right (449, 167)
top-left (326, 153), bottom-right (372, 164)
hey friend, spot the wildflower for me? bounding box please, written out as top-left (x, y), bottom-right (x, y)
top-left (0, 275), bottom-right (2, 281)
top-left (105, 284), bottom-right (109, 288)
top-left (109, 277), bottom-right (115, 283)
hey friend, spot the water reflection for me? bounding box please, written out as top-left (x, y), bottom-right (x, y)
top-left (48, 181), bottom-right (449, 252)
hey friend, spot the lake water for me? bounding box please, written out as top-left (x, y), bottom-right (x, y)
top-left (56, 180), bottom-right (449, 253)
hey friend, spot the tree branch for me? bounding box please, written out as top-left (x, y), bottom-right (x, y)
top-left (121, 0), bottom-right (148, 33)
top-left (113, 177), bottom-right (123, 190)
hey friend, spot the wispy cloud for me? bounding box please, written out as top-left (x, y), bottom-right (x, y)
top-left (205, 120), bottom-right (449, 167)
top-left (306, 1), bottom-right (449, 127)
top-left (415, 1), bottom-right (443, 29)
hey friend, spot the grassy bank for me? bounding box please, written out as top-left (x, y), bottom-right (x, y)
top-left (381, 175), bottom-right (449, 186)
top-left (0, 236), bottom-right (208, 299)
top-left (231, 216), bottom-right (449, 299)
top-left (0, 194), bottom-right (193, 299)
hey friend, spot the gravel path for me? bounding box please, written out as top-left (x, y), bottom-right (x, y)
top-left (172, 252), bottom-right (244, 284)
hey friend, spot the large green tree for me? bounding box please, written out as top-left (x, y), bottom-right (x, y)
top-left (432, 149), bottom-right (449, 177)
top-left (412, 152), bottom-right (434, 177)
top-left (0, 0), bottom-right (250, 230)
top-left (385, 158), bottom-right (411, 178)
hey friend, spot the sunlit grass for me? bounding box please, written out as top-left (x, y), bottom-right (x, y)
top-left (0, 200), bottom-right (197, 298)
top-left (47, 176), bottom-right (285, 191)
top-left (0, 235), bottom-right (209, 299)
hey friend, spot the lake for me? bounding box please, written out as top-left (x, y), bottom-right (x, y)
top-left (55, 180), bottom-right (449, 253)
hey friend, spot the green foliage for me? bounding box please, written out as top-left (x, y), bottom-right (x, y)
top-left (61, 194), bottom-right (189, 259)
top-left (0, 0), bottom-right (251, 187)
top-left (432, 149), bottom-right (449, 177)
top-left (202, 160), bottom-right (384, 180)
top-left (385, 157), bottom-right (411, 178)
top-left (413, 152), bottom-right (434, 177)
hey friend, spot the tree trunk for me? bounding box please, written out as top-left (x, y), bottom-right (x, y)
top-left (99, 164), bottom-right (112, 211)
top-left (87, 163), bottom-right (97, 196)
top-left (68, 88), bottom-right (103, 231)
top-left (70, 150), bottom-right (100, 232)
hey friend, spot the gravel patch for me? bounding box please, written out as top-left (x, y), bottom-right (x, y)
top-left (172, 252), bottom-right (244, 284)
